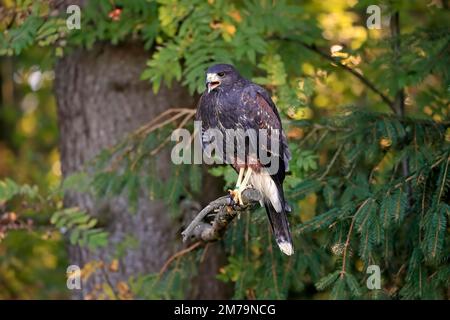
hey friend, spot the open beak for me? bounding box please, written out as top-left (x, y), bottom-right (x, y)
top-left (206, 73), bottom-right (221, 93)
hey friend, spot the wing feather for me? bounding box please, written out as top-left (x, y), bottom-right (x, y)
top-left (240, 85), bottom-right (291, 180)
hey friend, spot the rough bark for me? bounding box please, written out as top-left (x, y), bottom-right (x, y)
top-left (54, 43), bottom-right (230, 299)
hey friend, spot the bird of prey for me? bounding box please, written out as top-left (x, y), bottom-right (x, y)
top-left (195, 64), bottom-right (294, 255)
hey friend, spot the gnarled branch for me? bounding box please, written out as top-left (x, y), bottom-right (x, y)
top-left (182, 188), bottom-right (263, 242)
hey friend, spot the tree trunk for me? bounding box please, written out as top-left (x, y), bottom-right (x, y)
top-left (54, 43), bottom-right (230, 299)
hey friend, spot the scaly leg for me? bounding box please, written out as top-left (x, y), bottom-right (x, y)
top-left (240, 167), bottom-right (252, 190)
top-left (229, 167), bottom-right (253, 205)
top-left (235, 167), bottom-right (245, 189)
top-left (229, 167), bottom-right (245, 205)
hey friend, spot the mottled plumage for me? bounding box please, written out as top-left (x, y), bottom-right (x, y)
top-left (195, 64), bottom-right (294, 255)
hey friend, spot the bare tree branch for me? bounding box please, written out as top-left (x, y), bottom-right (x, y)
top-left (182, 188), bottom-right (263, 242)
top-left (158, 241), bottom-right (202, 277)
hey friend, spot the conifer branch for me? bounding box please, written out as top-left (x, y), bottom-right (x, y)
top-left (437, 155), bottom-right (450, 203)
top-left (340, 200), bottom-right (368, 278)
top-left (340, 218), bottom-right (355, 278)
top-left (390, 11), bottom-right (412, 208)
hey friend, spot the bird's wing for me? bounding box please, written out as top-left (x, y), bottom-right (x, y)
top-left (253, 85), bottom-right (292, 170)
top-left (194, 94), bottom-right (204, 122)
top-left (195, 93), bottom-right (216, 153)
top-left (239, 85), bottom-right (291, 178)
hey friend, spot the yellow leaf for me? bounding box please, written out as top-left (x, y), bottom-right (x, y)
top-left (331, 51), bottom-right (349, 59)
top-left (342, 55), bottom-right (361, 67)
top-left (379, 137), bottom-right (392, 149)
top-left (209, 21), bottom-right (221, 30)
top-left (287, 107), bottom-right (313, 120)
top-left (302, 63), bottom-right (315, 75)
top-left (287, 127), bottom-right (304, 140)
top-left (423, 105), bottom-right (433, 115)
top-left (222, 22), bottom-right (236, 36)
top-left (81, 260), bottom-right (102, 281)
top-left (109, 259), bottom-right (119, 272)
top-left (355, 259), bottom-right (364, 272)
top-left (228, 10), bottom-right (242, 23)
top-left (445, 128), bottom-right (450, 142)
top-left (117, 281), bottom-right (133, 299)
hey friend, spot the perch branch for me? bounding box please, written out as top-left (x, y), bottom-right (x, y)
top-left (182, 188), bottom-right (263, 242)
top-left (159, 189), bottom-right (262, 276)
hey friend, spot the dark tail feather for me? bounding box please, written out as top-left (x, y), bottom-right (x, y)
top-left (264, 201), bottom-right (294, 256)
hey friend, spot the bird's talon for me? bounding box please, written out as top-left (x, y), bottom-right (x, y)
top-left (237, 191), bottom-right (244, 206)
top-left (228, 189), bottom-right (238, 205)
top-left (228, 188), bottom-right (244, 206)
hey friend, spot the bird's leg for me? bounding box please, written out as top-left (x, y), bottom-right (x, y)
top-left (235, 167), bottom-right (245, 189)
top-left (228, 167), bottom-right (245, 205)
top-left (230, 167), bottom-right (253, 206)
top-left (238, 167), bottom-right (253, 205)
top-left (240, 167), bottom-right (253, 190)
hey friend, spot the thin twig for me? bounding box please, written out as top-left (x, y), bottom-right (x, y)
top-left (106, 108), bottom-right (195, 171)
top-left (390, 11), bottom-right (412, 209)
top-left (150, 112), bottom-right (195, 156)
top-left (437, 155), bottom-right (449, 203)
top-left (344, 161), bottom-right (357, 180)
top-left (136, 109), bottom-right (195, 138)
top-left (100, 264), bottom-right (120, 300)
top-left (298, 127), bottom-right (318, 148)
top-left (341, 199), bottom-right (372, 278)
top-left (270, 36), bottom-right (395, 111)
top-left (319, 144), bottom-right (344, 180)
top-left (340, 214), bottom-right (356, 278)
top-left (314, 129), bottom-right (329, 149)
top-left (158, 241), bottom-right (202, 277)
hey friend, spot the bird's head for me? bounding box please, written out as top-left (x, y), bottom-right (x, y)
top-left (205, 64), bottom-right (241, 93)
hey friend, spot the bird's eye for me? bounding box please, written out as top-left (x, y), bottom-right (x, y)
top-left (217, 72), bottom-right (225, 77)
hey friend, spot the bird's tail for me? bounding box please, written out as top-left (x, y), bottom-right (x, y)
top-left (264, 201), bottom-right (294, 256)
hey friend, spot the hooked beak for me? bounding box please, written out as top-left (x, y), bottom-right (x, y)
top-left (206, 73), bottom-right (221, 93)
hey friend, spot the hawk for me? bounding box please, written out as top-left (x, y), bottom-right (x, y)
top-left (195, 64), bottom-right (294, 255)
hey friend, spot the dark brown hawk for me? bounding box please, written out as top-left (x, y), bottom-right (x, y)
top-left (195, 64), bottom-right (293, 255)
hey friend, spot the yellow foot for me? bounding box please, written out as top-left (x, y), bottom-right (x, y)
top-left (228, 167), bottom-right (253, 206)
top-left (228, 188), bottom-right (245, 206)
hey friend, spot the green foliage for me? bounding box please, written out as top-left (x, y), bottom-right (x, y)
top-left (294, 111), bottom-right (449, 299)
top-left (0, 178), bottom-right (39, 203)
top-left (129, 248), bottom-right (201, 299)
top-left (69, 123), bottom-right (204, 216)
top-left (0, 178), bottom-right (109, 251)
top-left (50, 208), bottom-right (109, 250)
